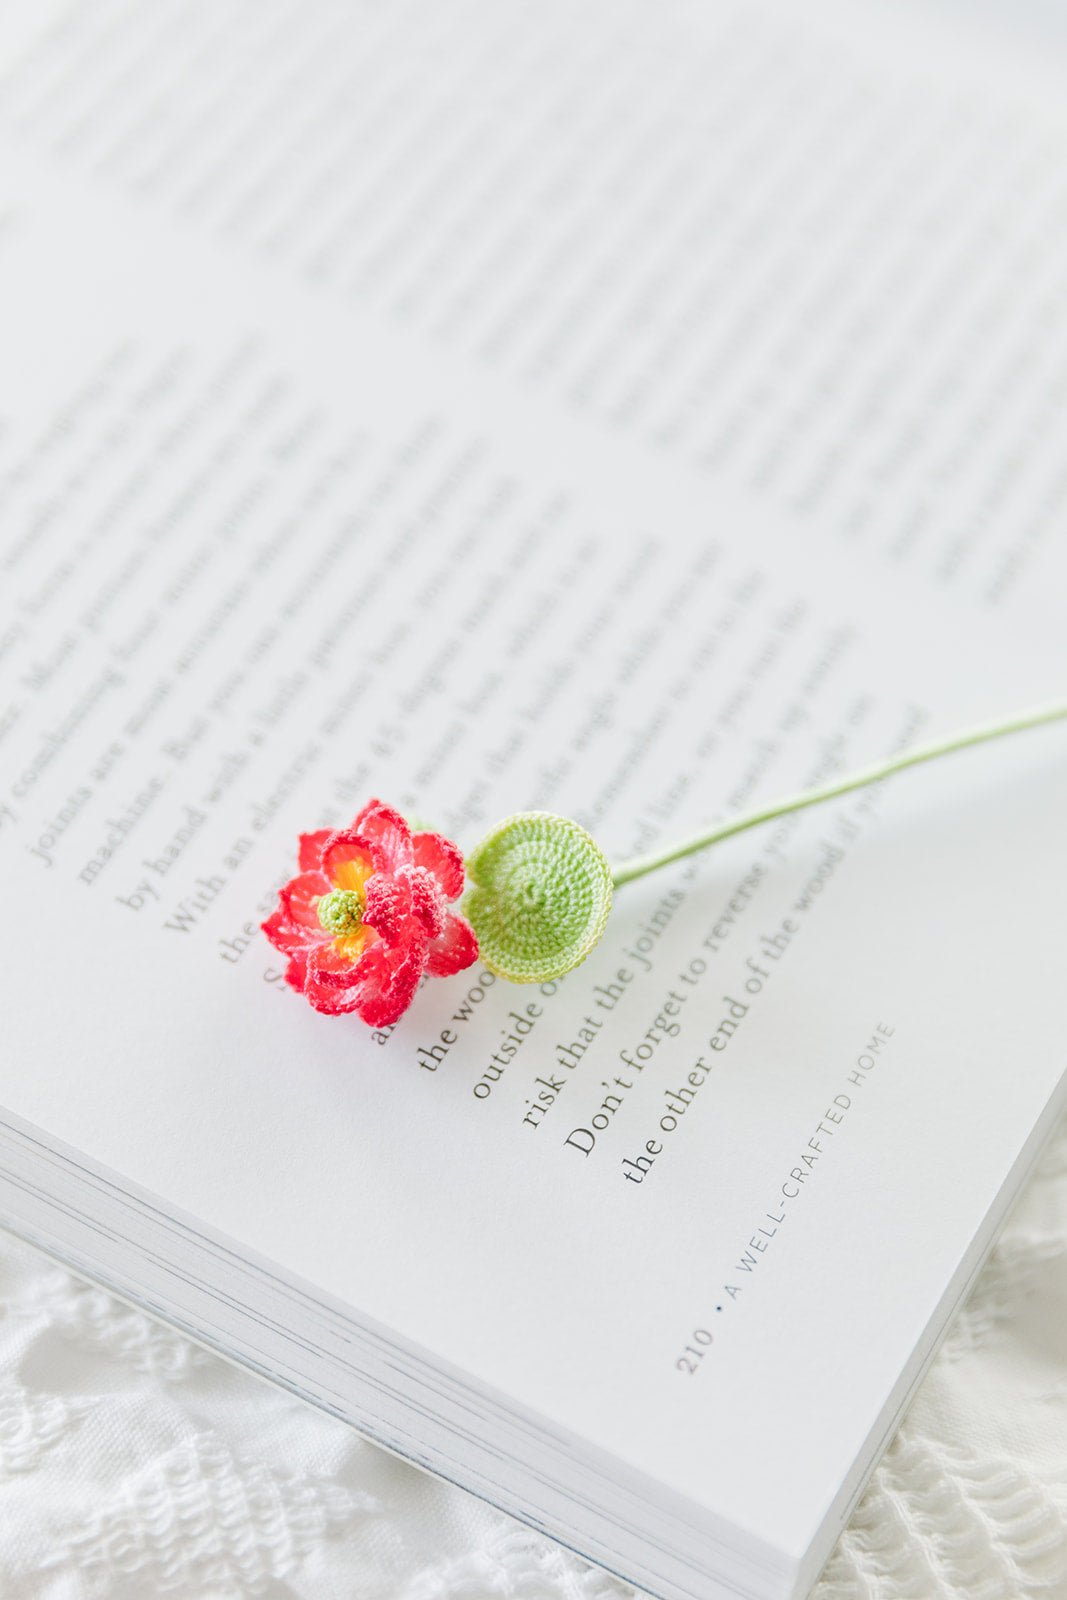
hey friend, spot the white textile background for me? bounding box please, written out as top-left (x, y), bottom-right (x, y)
top-left (0, 1118), bottom-right (1064, 1600)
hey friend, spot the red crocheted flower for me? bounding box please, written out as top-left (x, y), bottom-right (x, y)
top-left (262, 800), bottom-right (478, 1025)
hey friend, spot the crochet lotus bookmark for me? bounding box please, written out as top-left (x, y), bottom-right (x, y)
top-left (261, 804), bottom-right (477, 1025)
top-left (262, 699), bottom-right (1067, 1026)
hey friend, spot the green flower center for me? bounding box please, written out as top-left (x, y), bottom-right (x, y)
top-left (317, 888), bottom-right (364, 935)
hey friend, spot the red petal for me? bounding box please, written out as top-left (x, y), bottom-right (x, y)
top-left (425, 911), bottom-right (479, 977)
top-left (304, 938), bottom-right (425, 1025)
top-left (303, 942), bottom-right (357, 998)
top-left (321, 829), bottom-right (376, 885)
top-left (305, 938), bottom-right (362, 988)
top-left (411, 832), bottom-right (464, 900)
top-left (351, 799), bottom-right (413, 872)
top-left (401, 865), bottom-right (445, 938)
top-left (280, 871), bottom-right (332, 934)
top-left (303, 943), bottom-right (374, 1013)
top-left (261, 907), bottom-right (291, 950)
top-left (283, 950), bottom-right (309, 990)
top-left (298, 830), bottom-right (333, 872)
top-left (259, 915), bottom-right (313, 991)
top-left (362, 874), bottom-right (415, 941)
top-left (262, 901), bottom-right (324, 958)
top-left (353, 940), bottom-right (426, 1027)
top-left (303, 972), bottom-right (369, 1015)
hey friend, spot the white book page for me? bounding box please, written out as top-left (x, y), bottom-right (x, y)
top-left (3, 0), bottom-right (1067, 622)
top-left (1, 0), bottom-right (1066, 1570)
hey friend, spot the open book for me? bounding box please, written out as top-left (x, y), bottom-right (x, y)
top-left (2, 2), bottom-right (1066, 1596)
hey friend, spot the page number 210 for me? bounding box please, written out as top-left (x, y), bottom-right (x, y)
top-left (675, 1328), bottom-right (713, 1374)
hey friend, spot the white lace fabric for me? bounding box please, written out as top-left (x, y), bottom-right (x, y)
top-left (0, 1119), bottom-right (1064, 1600)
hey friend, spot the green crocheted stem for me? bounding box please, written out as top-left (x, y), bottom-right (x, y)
top-left (460, 702), bottom-right (1066, 983)
top-left (611, 699), bottom-right (1067, 888)
top-left (463, 812), bottom-right (613, 983)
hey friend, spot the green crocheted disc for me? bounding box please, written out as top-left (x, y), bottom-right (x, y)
top-left (463, 812), bottom-right (613, 983)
